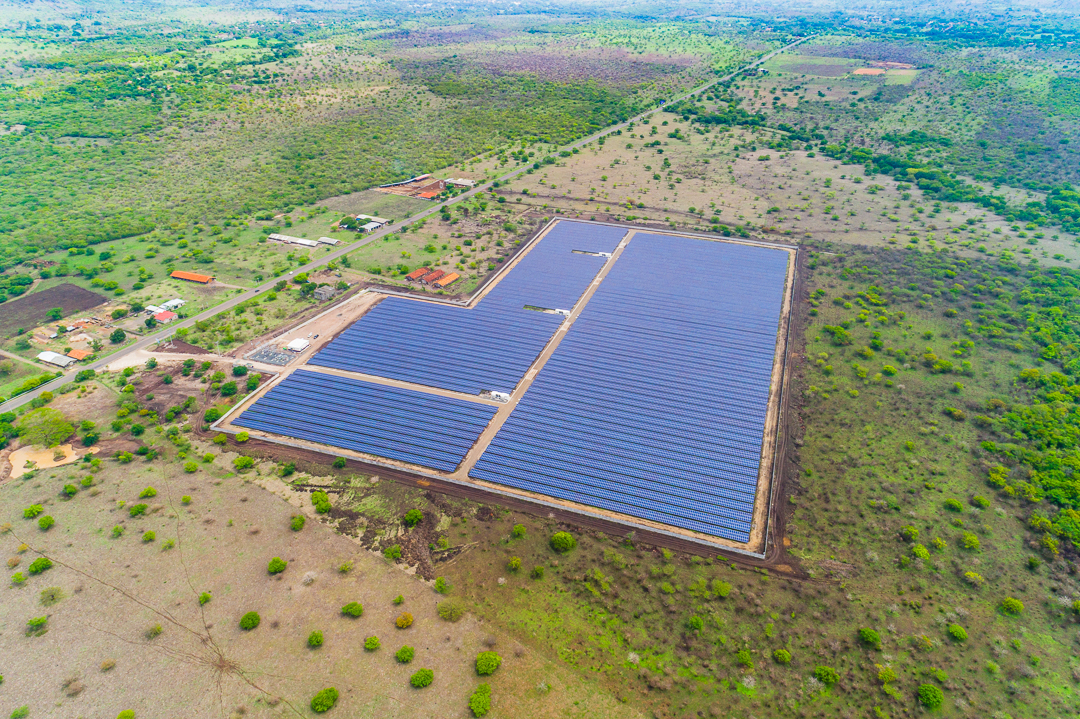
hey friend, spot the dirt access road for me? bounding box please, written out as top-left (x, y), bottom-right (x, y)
top-left (0, 34), bottom-right (814, 414)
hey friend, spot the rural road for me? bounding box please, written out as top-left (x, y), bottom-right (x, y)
top-left (0, 34), bottom-right (812, 414)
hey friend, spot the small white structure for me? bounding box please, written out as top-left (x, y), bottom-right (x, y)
top-left (285, 338), bottom-right (310, 352)
top-left (488, 391), bottom-right (511, 402)
top-left (316, 236), bottom-right (341, 246)
top-left (355, 214), bottom-right (389, 232)
top-left (160, 298), bottom-right (186, 312)
top-left (37, 350), bottom-right (75, 368)
top-left (268, 233), bottom-right (320, 248)
top-left (447, 178), bottom-right (477, 188)
top-left (145, 305), bottom-right (165, 315)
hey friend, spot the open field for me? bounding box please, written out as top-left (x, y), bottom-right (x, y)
top-left (0, 284), bottom-right (107, 337)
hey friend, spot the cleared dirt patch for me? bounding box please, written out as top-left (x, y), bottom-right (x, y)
top-left (0, 284), bottom-right (107, 336)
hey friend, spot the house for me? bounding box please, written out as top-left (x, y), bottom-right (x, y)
top-left (360, 221), bottom-right (383, 233)
top-left (355, 214), bottom-right (389, 232)
top-left (447, 178), bottom-right (477, 188)
top-left (37, 350), bottom-right (75, 368)
top-left (160, 298), bottom-right (186, 312)
top-left (153, 311), bottom-right (178, 324)
top-left (405, 268), bottom-right (431, 282)
top-left (433, 272), bottom-right (460, 289)
top-left (313, 286), bottom-right (338, 301)
top-left (171, 270), bottom-right (214, 284)
top-left (419, 269), bottom-right (444, 285)
top-left (66, 349), bottom-right (92, 361)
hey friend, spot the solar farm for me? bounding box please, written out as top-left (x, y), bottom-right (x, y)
top-left (224, 220), bottom-right (796, 555)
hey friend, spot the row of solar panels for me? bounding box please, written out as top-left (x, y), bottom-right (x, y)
top-left (234, 370), bottom-right (495, 472)
top-left (307, 221), bottom-right (628, 394)
top-left (471, 232), bottom-right (791, 542)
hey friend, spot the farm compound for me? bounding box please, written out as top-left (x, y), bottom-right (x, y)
top-left (225, 220), bottom-right (796, 555)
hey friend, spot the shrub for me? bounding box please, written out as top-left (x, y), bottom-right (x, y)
top-left (111, 525), bottom-right (124, 538)
top-left (181, 495), bottom-right (192, 505)
top-left (549, 531), bottom-right (576, 553)
top-left (963, 571), bottom-right (985, 587)
top-left (310, 687), bottom-right (339, 713)
top-left (342, 602), bottom-right (363, 617)
top-left (332, 456), bottom-right (346, 469)
top-left (944, 498), bottom-right (963, 512)
top-left (239, 612), bottom-right (261, 630)
top-left (437, 601), bottom-right (465, 622)
top-left (232, 365), bottom-right (248, 377)
top-left (686, 615), bottom-right (704, 633)
top-left (912, 543), bottom-right (930, 560)
top-left (63, 484), bottom-right (77, 497)
top-left (38, 515), bottom-right (55, 531)
top-left (712, 580), bottom-right (732, 598)
top-left (476, 651), bottom-right (502, 675)
top-left (199, 592), bottom-right (211, 606)
top-left (917, 683), bottom-right (944, 709)
top-left (961, 532), bottom-right (981, 551)
top-left (396, 645), bottom-right (415, 663)
top-left (290, 515), bottom-right (305, 532)
top-left (268, 557), bottom-right (287, 574)
top-left (434, 576), bottom-right (450, 594)
top-left (40, 586), bottom-right (63, 606)
top-left (139, 486), bottom-right (157, 498)
top-left (10, 707), bottom-right (29, 719)
top-left (308, 630), bottom-right (324, 648)
top-left (1000, 597), bottom-right (1024, 615)
top-left (858, 628), bottom-right (882, 650)
top-left (23, 505), bottom-right (44, 519)
top-left (396, 612), bottom-right (414, 629)
top-left (410, 668), bottom-right (434, 688)
top-left (469, 683), bottom-right (492, 717)
top-left (142, 531), bottom-right (155, 543)
top-left (947, 624), bottom-right (967, 641)
top-left (11, 572), bottom-right (26, 585)
top-left (773, 648), bottom-right (792, 664)
top-left (393, 595), bottom-right (404, 605)
top-left (183, 461), bottom-right (198, 473)
top-left (530, 566), bottom-right (545, 579)
top-left (364, 636), bottom-right (380, 651)
top-left (383, 544), bottom-right (402, 560)
top-left (28, 557), bottom-right (52, 575)
top-left (129, 503), bottom-right (148, 517)
top-left (736, 649), bottom-right (753, 669)
top-left (814, 665), bottom-right (840, 686)
top-left (117, 712), bottom-right (135, 719)
top-left (146, 624), bottom-right (162, 639)
top-left (511, 524), bottom-right (526, 538)
top-left (235, 432), bottom-right (249, 442)
top-left (507, 556), bottom-right (522, 571)
top-left (899, 525), bottom-right (918, 541)
top-left (403, 509), bottom-right (423, 527)
top-left (233, 456), bottom-right (255, 470)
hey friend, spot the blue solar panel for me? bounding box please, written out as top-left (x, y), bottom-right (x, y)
top-left (308, 221), bottom-right (627, 394)
top-left (234, 370), bottom-right (497, 472)
top-left (471, 232), bottom-right (790, 543)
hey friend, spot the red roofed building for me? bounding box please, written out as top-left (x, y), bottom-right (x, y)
top-left (66, 349), bottom-right (92, 361)
top-left (153, 311), bottom-right (178, 323)
top-left (171, 270), bottom-right (214, 284)
top-left (405, 267), bottom-right (431, 281)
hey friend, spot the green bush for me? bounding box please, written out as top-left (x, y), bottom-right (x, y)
top-left (28, 557), bottom-right (52, 575)
top-left (364, 636), bottom-right (380, 651)
top-left (475, 651), bottom-right (502, 676)
top-left (308, 630), bottom-right (324, 648)
top-left (37, 515), bottom-right (55, 531)
top-left (268, 557), bottom-right (287, 574)
top-left (63, 484), bottom-right (77, 496)
top-left (507, 556), bottom-right (522, 571)
top-left (858, 627), bottom-right (882, 650)
top-left (310, 687), bottom-right (339, 713)
top-left (814, 665), bottom-right (840, 686)
top-left (917, 683), bottom-right (944, 709)
top-left (183, 461), bottom-right (198, 473)
top-left (736, 649), bottom-right (753, 669)
top-left (11, 572), bottom-right (26, 585)
top-left (711, 580), bottom-right (732, 598)
top-left (117, 712), bottom-right (135, 719)
top-left (393, 595), bottom-right (404, 605)
top-left (181, 495), bottom-right (192, 504)
top-left (332, 457), bottom-right (346, 469)
top-left (1000, 597), bottom-right (1024, 615)
top-left (111, 525), bottom-right (124, 538)
top-left (437, 601), bottom-right (465, 622)
top-left (396, 645), bottom-right (415, 663)
top-left (11, 707), bottom-right (29, 719)
top-left (342, 602), bottom-right (363, 618)
top-left (530, 566), bottom-right (545, 579)
top-left (469, 683), bottom-right (492, 717)
top-left (947, 624), bottom-right (967, 641)
top-left (139, 486), bottom-right (157, 498)
top-left (199, 592), bottom-right (211, 606)
top-left (239, 612), bottom-right (260, 630)
top-left (403, 509), bottom-right (423, 527)
top-left (142, 531), bottom-right (155, 543)
top-left (384, 544), bottom-right (402, 560)
top-left (410, 668), bottom-right (434, 688)
top-left (233, 456), bottom-right (255, 471)
top-left (511, 523), bottom-right (526, 538)
top-left (311, 490), bottom-right (332, 513)
top-left (944, 498), bottom-right (964, 512)
top-left (290, 515), bottom-right (305, 532)
top-left (773, 648), bottom-right (792, 664)
top-left (23, 504), bottom-right (43, 519)
top-left (129, 503), bottom-right (148, 517)
top-left (549, 531), bottom-right (576, 553)
top-left (434, 576), bottom-right (450, 594)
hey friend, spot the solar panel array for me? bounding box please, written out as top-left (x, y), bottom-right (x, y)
top-left (308, 221), bottom-right (627, 395)
top-left (233, 369), bottom-right (496, 472)
top-left (471, 233), bottom-right (790, 543)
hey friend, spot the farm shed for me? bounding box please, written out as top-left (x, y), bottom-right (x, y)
top-left (419, 270), bottom-right (444, 285)
top-left (171, 271), bottom-right (214, 284)
top-left (37, 350), bottom-right (75, 368)
top-left (316, 237), bottom-right (341, 246)
top-left (433, 273), bottom-right (460, 289)
top-left (405, 268), bottom-right (430, 281)
top-left (268, 233), bottom-right (319, 248)
top-left (153, 311), bottom-right (178, 323)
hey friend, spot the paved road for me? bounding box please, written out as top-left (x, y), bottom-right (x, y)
top-left (0, 34), bottom-right (812, 414)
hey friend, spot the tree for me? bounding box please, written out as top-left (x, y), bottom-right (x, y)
top-left (110, 329), bottom-right (126, 344)
top-left (550, 531), bottom-right (576, 553)
top-left (17, 408), bottom-right (74, 447)
top-left (46, 307), bottom-right (63, 321)
top-left (0, 359), bottom-right (14, 375)
top-left (144, 317), bottom-right (157, 329)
